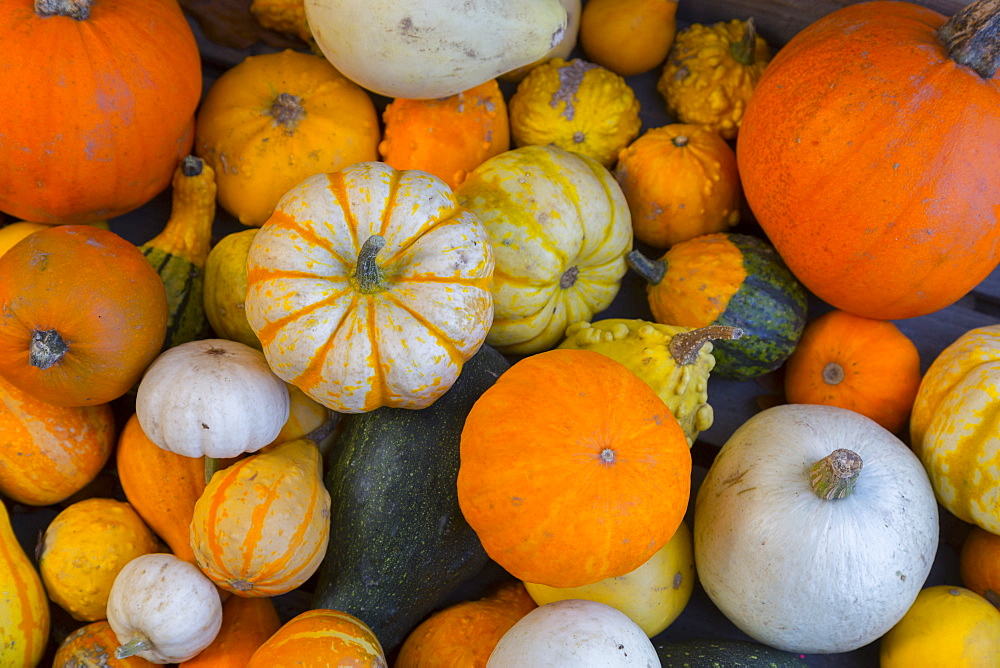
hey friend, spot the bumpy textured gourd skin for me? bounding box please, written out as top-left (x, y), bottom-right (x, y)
top-left (656, 638), bottom-right (808, 667)
top-left (658, 19), bottom-right (771, 139)
top-left (559, 319), bottom-right (715, 447)
top-left (250, 0), bottom-right (313, 44)
top-left (312, 344), bottom-right (509, 653)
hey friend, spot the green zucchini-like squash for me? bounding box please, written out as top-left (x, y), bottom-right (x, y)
top-left (311, 343), bottom-right (509, 653)
top-left (628, 232), bottom-right (807, 381)
top-left (655, 638), bottom-right (809, 667)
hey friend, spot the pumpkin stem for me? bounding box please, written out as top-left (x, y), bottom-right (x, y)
top-left (353, 235), bottom-right (388, 293)
top-left (181, 154), bottom-right (204, 178)
top-left (938, 0), bottom-right (1000, 79)
top-left (730, 17), bottom-right (760, 66)
top-left (669, 325), bottom-right (744, 365)
top-left (34, 0), bottom-right (90, 20)
top-left (29, 329), bottom-right (68, 370)
top-left (672, 135), bottom-right (690, 148)
top-left (809, 449), bottom-right (863, 501)
top-left (115, 633), bottom-right (154, 660)
top-left (560, 266), bottom-right (580, 289)
top-left (626, 249), bottom-right (666, 286)
top-left (304, 409), bottom-right (340, 446)
top-left (204, 456), bottom-right (223, 485)
top-left (822, 362), bottom-right (845, 385)
top-left (269, 93), bottom-right (306, 132)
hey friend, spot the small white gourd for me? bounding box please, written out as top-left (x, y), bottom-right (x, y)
top-left (694, 404), bottom-right (939, 654)
top-left (107, 553), bottom-right (223, 664)
top-left (135, 338), bottom-right (290, 458)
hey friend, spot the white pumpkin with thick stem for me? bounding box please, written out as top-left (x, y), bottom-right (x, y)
top-left (694, 404), bottom-right (939, 654)
top-left (244, 161), bottom-right (495, 414)
top-left (135, 338), bottom-right (290, 459)
top-left (107, 553), bottom-right (222, 664)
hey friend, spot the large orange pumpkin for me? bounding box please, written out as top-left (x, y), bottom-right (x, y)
top-left (736, 0), bottom-right (1000, 320)
top-left (457, 348), bottom-right (692, 588)
top-left (0, 225), bottom-right (168, 406)
top-left (0, 0), bottom-right (201, 224)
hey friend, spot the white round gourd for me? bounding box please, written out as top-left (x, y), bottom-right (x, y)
top-left (694, 404), bottom-right (939, 654)
top-left (486, 599), bottom-right (659, 667)
top-left (135, 338), bottom-right (290, 459)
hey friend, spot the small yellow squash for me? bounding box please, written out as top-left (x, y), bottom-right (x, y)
top-left (0, 499), bottom-right (49, 667)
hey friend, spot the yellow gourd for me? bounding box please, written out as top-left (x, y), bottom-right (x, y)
top-left (203, 228), bottom-right (261, 350)
top-left (39, 498), bottom-right (161, 622)
top-left (250, 0), bottom-right (313, 44)
top-left (0, 499), bottom-right (49, 667)
top-left (509, 57), bottom-right (641, 168)
top-left (558, 319), bottom-right (741, 447)
top-left (657, 19), bottom-right (772, 140)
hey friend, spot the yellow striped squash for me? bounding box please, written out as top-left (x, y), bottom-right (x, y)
top-left (0, 500), bottom-right (49, 667)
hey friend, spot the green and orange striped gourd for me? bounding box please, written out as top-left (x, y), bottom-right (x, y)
top-left (189, 436), bottom-right (330, 597)
top-left (139, 155), bottom-right (217, 350)
top-left (0, 499), bottom-right (49, 667)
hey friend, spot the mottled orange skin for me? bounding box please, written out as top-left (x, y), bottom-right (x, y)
top-left (54, 620), bottom-right (155, 667)
top-left (180, 596), bottom-right (282, 668)
top-left (0, 0), bottom-right (200, 223)
top-left (247, 609), bottom-right (387, 667)
top-left (783, 309), bottom-right (921, 434)
top-left (737, 1), bottom-right (1000, 319)
top-left (0, 225), bottom-right (168, 407)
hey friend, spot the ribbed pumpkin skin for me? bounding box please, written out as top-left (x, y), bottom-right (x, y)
top-left (190, 438), bottom-right (331, 596)
top-left (910, 324), bottom-right (1000, 534)
top-left (247, 609), bottom-right (387, 668)
top-left (0, 225), bottom-right (168, 407)
top-left (245, 162), bottom-right (495, 414)
top-left (53, 620), bottom-right (154, 667)
top-left (0, 373), bottom-right (115, 506)
top-left (0, 0), bottom-right (201, 224)
top-left (179, 596), bottom-right (281, 668)
top-left (737, 1), bottom-right (1000, 320)
top-left (116, 413), bottom-right (206, 564)
top-left (0, 499), bottom-right (49, 667)
top-left (454, 144), bottom-right (633, 355)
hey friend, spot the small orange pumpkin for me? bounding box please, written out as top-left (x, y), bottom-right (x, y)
top-left (179, 595), bottom-right (282, 668)
top-left (783, 309), bottom-right (921, 434)
top-left (0, 225), bottom-right (168, 406)
top-left (0, 373), bottom-right (115, 506)
top-left (959, 525), bottom-right (1000, 609)
top-left (458, 348), bottom-right (692, 588)
top-left (247, 609), bottom-right (387, 667)
top-left (53, 620), bottom-right (154, 667)
top-left (379, 78), bottom-right (510, 190)
top-left (115, 413), bottom-right (206, 563)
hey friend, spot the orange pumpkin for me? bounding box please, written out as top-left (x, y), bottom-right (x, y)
top-left (783, 309), bottom-right (922, 434)
top-left (179, 595), bottom-right (282, 668)
top-left (736, 0), bottom-right (1000, 320)
top-left (0, 225), bottom-right (168, 406)
top-left (53, 620), bottom-right (155, 667)
top-left (0, 0), bottom-right (201, 224)
top-left (457, 348), bottom-right (692, 588)
top-left (0, 373), bottom-right (115, 506)
top-left (116, 413), bottom-right (206, 564)
top-left (378, 78), bottom-right (510, 190)
top-left (396, 580), bottom-right (537, 667)
top-left (960, 525), bottom-right (1000, 609)
top-left (247, 609), bottom-right (387, 667)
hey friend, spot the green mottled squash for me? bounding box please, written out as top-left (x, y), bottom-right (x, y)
top-left (628, 233), bottom-right (807, 381)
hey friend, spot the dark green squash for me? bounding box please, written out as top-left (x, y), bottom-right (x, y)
top-left (628, 233), bottom-right (807, 381)
top-left (311, 343), bottom-right (509, 653)
top-left (655, 638), bottom-right (809, 667)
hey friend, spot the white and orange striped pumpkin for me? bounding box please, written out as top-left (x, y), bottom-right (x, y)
top-left (245, 161), bottom-right (495, 414)
top-left (189, 438), bottom-right (330, 597)
top-left (247, 609), bottom-right (386, 667)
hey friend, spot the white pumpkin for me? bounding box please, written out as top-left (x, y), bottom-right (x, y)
top-left (487, 599), bottom-right (658, 667)
top-left (694, 404), bottom-right (939, 654)
top-left (304, 0), bottom-right (569, 98)
top-left (135, 339), bottom-right (290, 459)
top-left (107, 553), bottom-right (223, 664)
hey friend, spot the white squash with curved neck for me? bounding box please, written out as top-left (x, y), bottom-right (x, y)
top-left (303, 0), bottom-right (568, 98)
top-left (694, 404), bottom-right (939, 654)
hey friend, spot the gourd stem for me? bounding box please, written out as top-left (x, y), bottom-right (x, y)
top-left (29, 329), bottom-right (68, 370)
top-left (115, 633), bottom-right (154, 660)
top-left (938, 0), bottom-right (1000, 79)
top-left (626, 249), bottom-right (666, 286)
top-left (270, 92), bottom-right (306, 131)
top-left (353, 235), bottom-right (388, 293)
top-left (669, 326), bottom-right (744, 365)
top-left (304, 410), bottom-right (340, 446)
top-left (35, 0), bottom-right (90, 20)
top-left (181, 154), bottom-right (204, 178)
top-left (672, 135), bottom-right (690, 148)
top-left (810, 449), bottom-right (863, 501)
top-left (731, 17), bottom-right (760, 66)
top-left (822, 362), bottom-right (845, 385)
top-left (204, 456), bottom-right (223, 485)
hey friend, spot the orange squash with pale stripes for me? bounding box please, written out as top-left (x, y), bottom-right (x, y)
top-left (247, 609), bottom-right (387, 668)
top-left (244, 161), bottom-right (495, 414)
top-left (189, 437), bottom-right (331, 596)
top-left (0, 499), bottom-right (50, 667)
